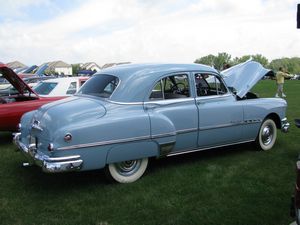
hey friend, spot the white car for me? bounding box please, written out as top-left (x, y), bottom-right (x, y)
top-left (33, 77), bottom-right (89, 96)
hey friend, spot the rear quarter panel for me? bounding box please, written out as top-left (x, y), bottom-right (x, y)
top-left (52, 103), bottom-right (158, 170)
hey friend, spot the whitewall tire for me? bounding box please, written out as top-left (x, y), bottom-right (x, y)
top-left (256, 119), bottom-right (277, 151)
top-left (106, 158), bottom-right (148, 183)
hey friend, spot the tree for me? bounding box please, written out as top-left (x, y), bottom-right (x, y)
top-left (194, 54), bottom-right (215, 67)
top-left (194, 53), bottom-right (300, 74)
top-left (251, 54), bottom-right (269, 67)
top-left (231, 55), bottom-right (251, 65)
top-left (214, 52), bottom-right (231, 70)
top-left (72, 64), bottom-right (81, 76)
top-left (269, 57), bottom-right (300, 74)
top-left (194, 52), bottom-right (231, 70)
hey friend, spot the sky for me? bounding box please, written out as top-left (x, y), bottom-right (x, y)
top-left (0, 0), bottom-right (299, 66)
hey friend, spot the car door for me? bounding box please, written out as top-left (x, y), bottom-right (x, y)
top-left (144, 72), bottom-right (198, 157)
top-left (194, 72), bottom-right (244, 148)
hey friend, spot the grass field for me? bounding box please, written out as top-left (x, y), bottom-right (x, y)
top-left (1, 80), bottom-right (300, 225)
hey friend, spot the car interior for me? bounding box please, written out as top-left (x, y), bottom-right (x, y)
top-left (150, 74), bottom-right (190, 100)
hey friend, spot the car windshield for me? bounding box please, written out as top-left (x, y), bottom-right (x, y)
top-left (33, 82), bottom-right (58, 95)
top-left (77, 74), bottom-right (119, 98)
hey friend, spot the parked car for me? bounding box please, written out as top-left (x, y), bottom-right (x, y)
top-left (291, 75), bottom-right (300, 80)
top-left (18, 64), bottom-right (48, 78)
top-left (14, 61), bottom-right (290, 183)
top-left (33, 77), bottom-right (88, 97)
top-left (0, 76), bottom-right (55, 96)
top-left (291, 119), bottom-right (300, 224)
top-left (0, 64), bottom-right (65, 131)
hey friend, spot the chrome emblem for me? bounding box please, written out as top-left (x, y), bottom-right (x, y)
top-left (31, 120), bottom-right (43, 131)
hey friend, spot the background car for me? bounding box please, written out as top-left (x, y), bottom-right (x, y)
top-left (0, 64), bottom-right (66, 131)
top-left (0, 76), bottom-right (55, 96)
top-left (14, 61), bottom-right (289, 183)
top-left (33, 77), bottom-right (88, 96)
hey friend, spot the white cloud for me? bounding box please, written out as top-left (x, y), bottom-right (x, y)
top-left (0, 0), bottom-right (299, 66)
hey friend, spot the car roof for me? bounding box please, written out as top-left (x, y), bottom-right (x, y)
top-left (95, 63), bottom-right (218, 102)
top-left (41, 77), bottom-right (87, 83)
top-left (98, 63), bottom-right (217, 78)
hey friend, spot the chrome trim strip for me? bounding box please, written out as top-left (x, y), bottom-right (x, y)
top-left (167, 139), bottom-right (255, 157)
top-left (244, 119), bottom-right (262, 124)
top-left (57, 120), bottom-right (262, 151)
top-left (147, 97), bottom-right (195, 105)
top-left (151, 132), bottom-right (176, 139)
top-left (58, 128), bottom-right (198, 151)
top-left (55, 119), bottom-right (261, 151)
top-left (46, 155), bottom-right (81, 163)
top-left (195, 93), bottom-right (232, 101)
top-left (176, 127), bottom-right (198, 134)
top-left (199, 120), bottom-right (261, 131)
top-left (105, 99), bottom-right (144, 105)
top-left (57, 135), bottom-right (151, 150)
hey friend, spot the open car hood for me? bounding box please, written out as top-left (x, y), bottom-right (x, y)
top-left (0, 63), bottom-right (38, 96)
top-left (221, 61), bottom-right (274, 98)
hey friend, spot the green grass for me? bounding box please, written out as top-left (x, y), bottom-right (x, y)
top-left (1, 80), bottom-right (300, 225)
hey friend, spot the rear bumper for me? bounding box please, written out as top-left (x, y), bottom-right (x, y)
top-left (281, 117), bottom-right (290, 133)
top-left (13, 133), bottom-right (83, 173)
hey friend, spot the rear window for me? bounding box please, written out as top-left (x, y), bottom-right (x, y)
top-left (34, 82), bottom-right (58, 95)
top-left (77, 74), bottom-right (119, 98)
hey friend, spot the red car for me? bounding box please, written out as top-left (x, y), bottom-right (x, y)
top-left (0, 64), bottom-right (65, 131)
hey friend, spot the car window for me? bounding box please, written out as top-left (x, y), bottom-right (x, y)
top-left (194, 73), bottom-right (227, 97)
top-left (33, 82), bottom-right (58, 95)
top-left (150, 74), bottom-right (190, 100)
top-left (80, 80), bottom-right (86, 86)
top-left (77, 74), bottom-right (119, 98)
top-left (66, 82), bottom-right (77, 95)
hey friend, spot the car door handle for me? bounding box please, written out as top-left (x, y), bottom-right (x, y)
top-left (144, 104), bottom-right (158, 110)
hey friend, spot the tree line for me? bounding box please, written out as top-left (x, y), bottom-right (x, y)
top-left (194, 53), bottom-right (300, 74)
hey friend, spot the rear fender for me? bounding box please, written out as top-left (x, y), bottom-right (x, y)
top-left (106, 141), bottom-right (159, 164)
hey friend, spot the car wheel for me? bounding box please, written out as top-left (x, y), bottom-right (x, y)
top-left (106, 158), bottom-right (148, 183)
top-left (256, 118), bottom-right (277, 151)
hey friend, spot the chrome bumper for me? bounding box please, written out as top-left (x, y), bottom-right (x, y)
top-left (281, 117), bottom-right (290, 133)
top-left (13, 133), bottom-right (83, 173)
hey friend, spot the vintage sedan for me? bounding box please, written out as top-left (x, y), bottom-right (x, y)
top-left (14, 61), bottom-right (290, 183)
top-left (0, 64), bottom-right (65, 131)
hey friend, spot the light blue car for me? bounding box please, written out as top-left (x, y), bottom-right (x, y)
top-left (14, 61), bottom-right (290, 183)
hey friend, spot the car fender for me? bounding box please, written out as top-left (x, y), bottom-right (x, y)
top-left (147, 111), bottom-right (177, 157)
top-left (106, 141), bottom-right (159, 164)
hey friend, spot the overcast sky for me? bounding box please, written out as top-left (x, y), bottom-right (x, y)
top-left (0, 0), bottom-right (299, 66)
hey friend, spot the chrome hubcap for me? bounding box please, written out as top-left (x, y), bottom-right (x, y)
top-left (262, 125), bottom-right (273, 145)
top-left (115, 160), bottom-right (141, 176)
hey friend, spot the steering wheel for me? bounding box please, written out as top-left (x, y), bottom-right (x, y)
top-left (170, 82), bottom-right (186, 93)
